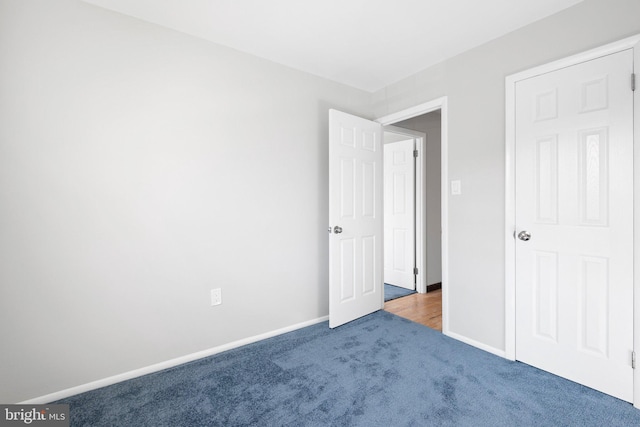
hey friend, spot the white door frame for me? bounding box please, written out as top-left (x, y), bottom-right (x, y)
top-left (504, 34), bottom-right (640, 407)
top-left (383, 126), bottom-right (426, 293)
top-left (376, 96), bottom-right (449, 334)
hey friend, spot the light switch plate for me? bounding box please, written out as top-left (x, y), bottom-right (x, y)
top-left (451, 180), bottom-right (462, 195)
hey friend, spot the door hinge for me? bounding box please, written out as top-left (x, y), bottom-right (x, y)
top-left (633, 351), bottom-right (636, 369)
top-left (632, 73), bottom-right (636, 92)
top-left (413, 149), bottom-right (418, 158)
top-left (413, 267), bottom-right (419, 275)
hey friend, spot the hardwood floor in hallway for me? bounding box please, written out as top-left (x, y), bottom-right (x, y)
top-left (384, 289), bottom-right (442, 332)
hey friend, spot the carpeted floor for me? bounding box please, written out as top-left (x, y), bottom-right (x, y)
top-left (384, 283), bottom-right (416, 302)
top-left (57, 311), bottom-right (640, 426)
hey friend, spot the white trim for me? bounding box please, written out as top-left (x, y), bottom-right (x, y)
top-left (633, 39), bottom-right (640, 410)
top-left (416, 136), bottom-right (426, 293)
top-left (506, 34), bottom-right (640, 85)
top-left (445, 331), bottom-right (506, 359)
top-left (505, 71), bottom-right (517, 361)
top-left (383, 125), bottom-right (427, 293)
top-left (377, 98), bottom-right (446, 126)
top-left (19, 316), bottom-right (329, 404)
top-left (440, 102), bottom-right (449, 336)
top-left (505, 34), bottom-right (640, 406)
top-left (376, 96), bottom-right (450, 335)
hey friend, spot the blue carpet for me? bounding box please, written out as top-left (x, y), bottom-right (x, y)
top-left (384, 283), bottom-right (416, 301)
top-left (57, 311), bottom-right (640, 426)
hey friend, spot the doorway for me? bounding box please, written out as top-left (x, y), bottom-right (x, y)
top-left (380, 107), bottom-right (444, 332)
top-left (328, 97), bottom-right (449, 332)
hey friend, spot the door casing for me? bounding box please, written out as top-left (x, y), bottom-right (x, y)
top-left (504, 33), bottom-right (640, 408)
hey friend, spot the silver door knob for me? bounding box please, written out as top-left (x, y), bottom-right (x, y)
top-left (333, 226), bottom-right (343, 234)
top-left (517, 231), bottom-right (531, 241)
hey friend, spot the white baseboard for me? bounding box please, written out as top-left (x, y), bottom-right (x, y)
top-left (20, 315), bottom-right (329, 404)
top-left (444, 330), bottom-right (507, 359)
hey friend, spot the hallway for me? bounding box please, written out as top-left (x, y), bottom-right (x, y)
top-left (384, 289), bottom-right (442, 331)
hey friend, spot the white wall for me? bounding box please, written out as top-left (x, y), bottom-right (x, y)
top-left (372, 0), bottom-right (640, 352)
top-left (392, 113), bottom-right (442, 286)
top-left (0, 0), bottom-right (371, 403)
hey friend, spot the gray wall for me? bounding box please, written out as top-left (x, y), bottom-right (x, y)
top-left (3, 0), bottom-right (640, 404)
top-left (372, 0), bottom-right (640, 352)
top-left (0, 0), bottom-right (371, 403)
top-left (393, 112), bottom-right (442, 286)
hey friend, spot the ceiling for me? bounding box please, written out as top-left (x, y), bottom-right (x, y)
top-left (83, 0), bottom-right (583, 92)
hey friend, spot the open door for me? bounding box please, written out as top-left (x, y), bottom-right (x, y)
top-left (329, 109), bottom-right (383, 328)
top-left (383, 138), bottom-right (416, 290)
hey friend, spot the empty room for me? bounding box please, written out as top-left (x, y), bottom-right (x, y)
top-left (2, 0), bottom-right (640, 425)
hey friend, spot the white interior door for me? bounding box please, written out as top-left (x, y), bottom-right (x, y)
top-left (384, 139), bottom-right (415, 290)
top-left (514, 50), bottom-right (634, 401)
top-left (329, 109), bottom-right (383, 328)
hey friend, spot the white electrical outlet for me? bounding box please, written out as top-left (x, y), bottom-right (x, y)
top-left (210, 288), bottom-right (222, 306)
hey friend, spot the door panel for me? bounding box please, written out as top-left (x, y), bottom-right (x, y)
top-left (515, 50), bottom-right (634, 402)
top-left (383, 139), bottom-right (415, 290)
top-left (329, 109), bottom-right (383, 328)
